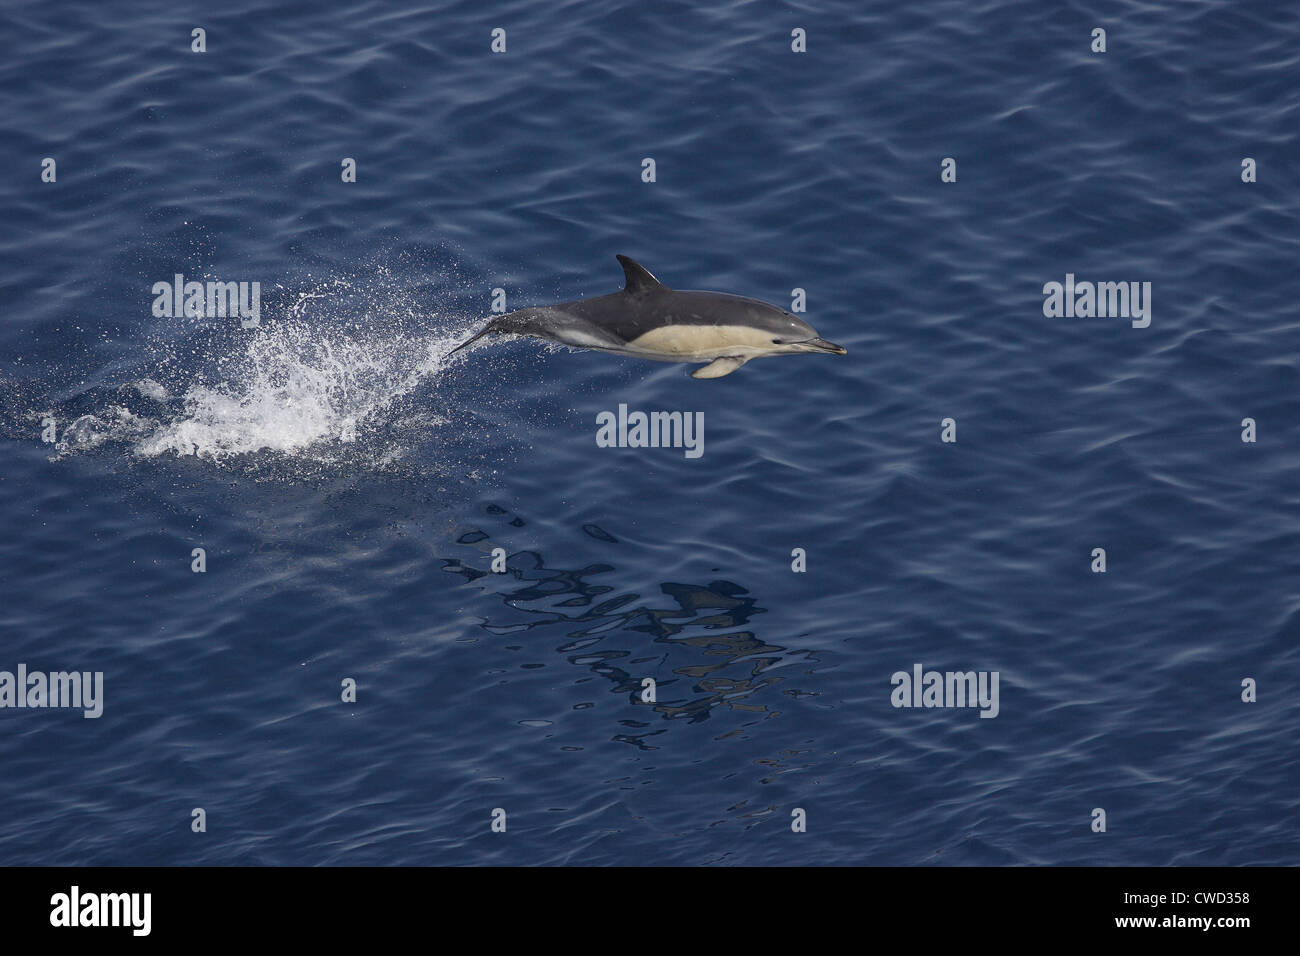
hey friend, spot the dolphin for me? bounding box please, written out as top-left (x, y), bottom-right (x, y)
top-left (449, 255), bottom-right (846, 379)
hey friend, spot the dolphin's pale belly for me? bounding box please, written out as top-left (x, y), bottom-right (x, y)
top-left (547, 324), bottom-right (624, 351)
top-left (617, 324), bottom-right (778, 361)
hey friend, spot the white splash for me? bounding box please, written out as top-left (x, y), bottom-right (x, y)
top-left (57, 407), bottom-right (156, 454)
top-left (134, 320), bottom-right (459, 461)
top-left (134, 378), bottom-right (170, 401)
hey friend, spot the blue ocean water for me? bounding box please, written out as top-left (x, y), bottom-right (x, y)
top-left (0, 0), bottom-right (1296, 866)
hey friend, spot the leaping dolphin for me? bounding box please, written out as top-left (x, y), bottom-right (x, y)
top-left (449, 255), bottom-right (847, 379)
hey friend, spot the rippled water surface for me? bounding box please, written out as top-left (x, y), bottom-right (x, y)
top-left (0, 0), bottom-right (1297, 865)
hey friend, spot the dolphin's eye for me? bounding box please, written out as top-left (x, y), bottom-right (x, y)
top-left (771, 338), bottom-right (783, 344)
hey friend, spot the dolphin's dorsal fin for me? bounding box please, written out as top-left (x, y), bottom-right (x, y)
top-left (616, 255), bottom-right (666, 296)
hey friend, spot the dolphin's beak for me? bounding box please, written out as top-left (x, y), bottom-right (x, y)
top-left (805, 337), bottom-right (847, 355)
top-left (449, 325), bottom-right (494, 356)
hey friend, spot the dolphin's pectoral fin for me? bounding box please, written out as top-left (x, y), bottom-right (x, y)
top-left (690, 356), bottom-right (748, 379)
